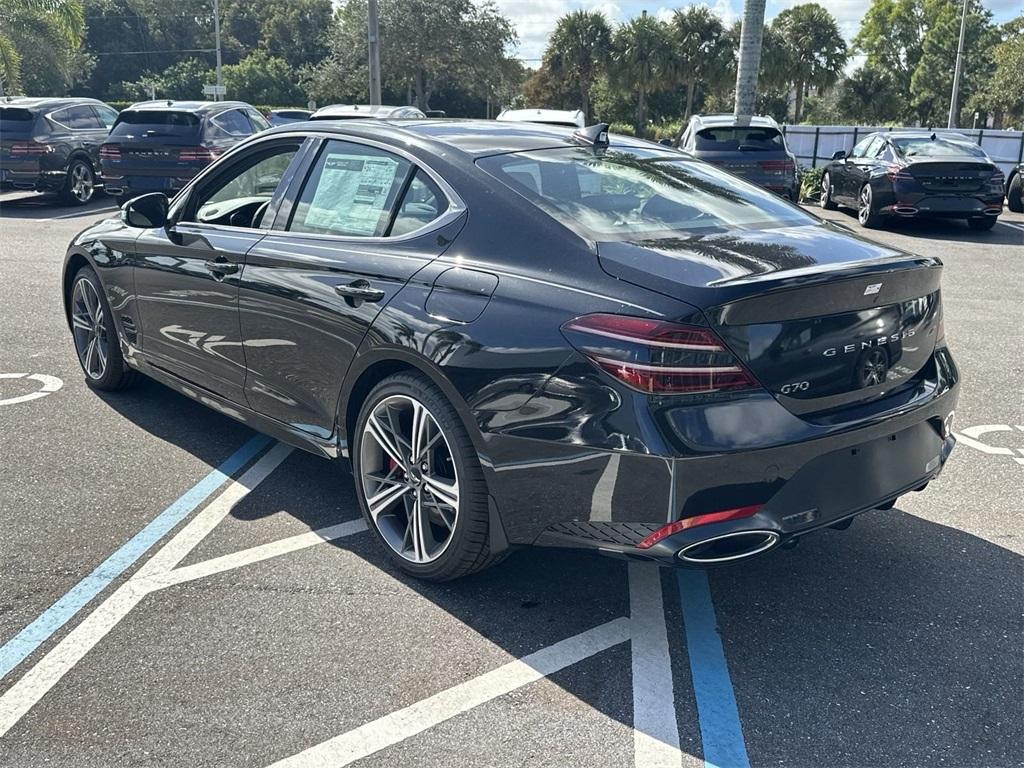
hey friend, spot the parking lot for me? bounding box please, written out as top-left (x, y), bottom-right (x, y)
top-left (1, 189), bottom-right (1022, 767)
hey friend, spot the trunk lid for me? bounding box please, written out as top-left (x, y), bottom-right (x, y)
top-left (905, 160), bottom-right (996, 194)
top-left (597, 223), bottom-right (943, 414)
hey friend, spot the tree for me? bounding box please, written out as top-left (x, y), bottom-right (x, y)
top-left (968, 16), bottom-right (1024, 127)
top-left (668, 7), bottom-right (733, 121)
top-left (521, 62), bottom-right (579, 111)
top-left (221, 0), bottom-right (332, 70)
top-left (770, 3), bottom-right (848, 122)
top-left (0, 0), bottom-right (85, 95)
top-left (611, 11), bottom-right (671, 136)
top-left (221, 51), bottom-right (303, 105)
top-left (733, 0), bottom-right (767, 115)
top-left (836, 65), bottom-right (902, 123)
top-left (545, 10), bottom-right (612, 121)
top-left (114, 58), bottom-right (210, 101)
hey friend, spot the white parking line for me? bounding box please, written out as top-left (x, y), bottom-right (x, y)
top-left (998, 220), bottom-right (1024, 234)
top-left (268, 617), bottom-right (634, 768)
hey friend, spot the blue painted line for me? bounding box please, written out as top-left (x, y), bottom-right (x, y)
top-left (677, 569), bottom-right (751, 768)
top-left (0, 434), bottom-right (272, 679)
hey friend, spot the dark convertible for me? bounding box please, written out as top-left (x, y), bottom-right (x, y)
top-left (62, 120), bottom-right (959, 580)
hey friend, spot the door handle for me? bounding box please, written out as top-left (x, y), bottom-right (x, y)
top-left (204, 259), bottom-right (239, 275)
top-left (334, 279), bottom-right (385, 305)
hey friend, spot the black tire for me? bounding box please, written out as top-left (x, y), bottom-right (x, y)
top-left (59, 158), bottom-right (96, 206)
top-left (820, 172), bottom-right (838, 210)
top-left (69, 266), bottom-right (138, 391)
top-left (967, 216), bottom-right (997, 231)
top-left (1007, 173), bottom-right (1023, 213)
top-left (857, 183), bottom-right (884, 228)
top-left (352, 372), bottom-right (502, 581)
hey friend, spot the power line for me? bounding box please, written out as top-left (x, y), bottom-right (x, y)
top-left (92, 49), bottom-right (217, 56)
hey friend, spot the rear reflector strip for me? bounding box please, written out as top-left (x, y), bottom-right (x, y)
top-left (637, 505), bottom-right (763, 549)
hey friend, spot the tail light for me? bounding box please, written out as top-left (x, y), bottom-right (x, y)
top-left (99, 145), bottom-right (121, 161)
top-left (561, 313), bottom-right (760, 395)
top-left (885, 164), bottom-right (915, 181)
top-left (177, 147), bottom-right (218, 163)
top-left (987, 171), bottom-right (1005, 194)
top-left (9, 141), bottom-right (53, 156)
top-left (757, 158), bottom-right (795, 173)
top-left (637, 505), bottom-right (763, 549)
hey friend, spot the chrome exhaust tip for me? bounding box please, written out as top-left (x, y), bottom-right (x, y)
top-left (894, 206), bottom-right (918, 215)
top-left (677, 530), bottom-right (780, 564)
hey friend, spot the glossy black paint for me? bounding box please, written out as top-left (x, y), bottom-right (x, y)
top-left (822, 131), bottom-right (1004, 223)
top-left (63, 119), bottom-right (960, 566)
top-left (0, 97), bottom-right (116, 197)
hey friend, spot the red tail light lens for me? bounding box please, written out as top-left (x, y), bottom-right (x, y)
top-left (885, 164), bottom-right (915, 181)
top-left (757, 158), bottom-right (795, 173)
top-left (637, 505), bottom-right (763, 549)
top-left (561, 314), bottom-right (760, 395)
top-left (99, 145), bottom-right (121, 161)
top-left (9, 141), bottom-right (53, 156)
top-left (177, 147), bottom-right (218, 163)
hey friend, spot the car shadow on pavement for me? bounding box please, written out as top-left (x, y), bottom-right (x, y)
top-left (0, 192), bottom-right (117, 220)
top-left (829, 207), bottom-right (1023, 246)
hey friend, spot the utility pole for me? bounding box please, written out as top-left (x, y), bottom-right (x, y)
top-left (947, 0), bottom-right (969, 128)
top-left (367, 0), bottom-right (382, 105)
top-left (213, 0), bottom-right (223, 101)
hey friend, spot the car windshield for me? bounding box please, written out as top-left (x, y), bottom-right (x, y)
top-left (477, 146), bottom-right (813, 241)
top-left (695, 126), bottom-right (784, 152)
top-left (109, 111), bottom-right (201, 139)
top-left (892, 136), bottom-right (987, 158)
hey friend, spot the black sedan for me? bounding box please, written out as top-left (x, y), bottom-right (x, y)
top-left (820, 131), bottom-right (1004, 230)
top-left (62, 120), bottom-right (959, 580)
top-left (1, 97), bottom-right (119, 204)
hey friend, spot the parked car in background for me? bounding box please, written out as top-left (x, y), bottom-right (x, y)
top-left (98, 100), bottom-right (271, 202)
top-left (821, 131), bottom-right (1004, 230)
top-left (675, 114), bottom-right (800, 202)
top-left (1005, 162), bottom-right (1023, 213)
top-left (310, 104), bottom-right (427, 120)
top-left (496, 108), bottom-right (585, 128)
top-left (0, 97), bottom-right (119, 205)
top-left (268, 109), bottom-right (312, 126)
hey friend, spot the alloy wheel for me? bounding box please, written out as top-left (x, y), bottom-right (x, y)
top-left (858, 186), bottom-right (871, 224)
top-left (820, 175), bottom-right (830, 204)
top-left (71, 278), bottom-right (108, 380)
top-left (359, 394), bottom-right (460, 563)
top-left (69, 162), bottom-right (94, 203)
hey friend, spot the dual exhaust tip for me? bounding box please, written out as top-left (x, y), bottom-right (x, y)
top-left (677, 530), bottom-right (780, 564)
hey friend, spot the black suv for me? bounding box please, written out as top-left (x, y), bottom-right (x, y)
top-left (0, 97), bottom-right (119, 205)
top-left (99, 100), bottom-right (271, 202)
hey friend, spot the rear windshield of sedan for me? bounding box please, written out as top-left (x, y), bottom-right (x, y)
top-left (477, 146), bottom-right (813, 240)
top-left (892, 136), bottom-right (987, 158)
top-left (695, 127), bottom-right (784, 151)
top-left (109, 111), bottom-right (201, 138)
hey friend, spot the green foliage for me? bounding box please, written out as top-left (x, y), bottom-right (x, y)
top-left (799, 166), bottom-right (824, 202)
top-left (221, 51), bottom-right (303, 105)
top-left (966, 16), bottom-right (1023, 127)
top-left (611, 12), bottom-right (672, 136)
top-left (545, 10), bottom-right (612, 122)
top-left (835, 66), bottom-right (903, 123)
top-left (769, 3), bottom-right (848, 122)
top-left (0, 0), bottom-right (86, 95)
top-left (114, 58), bottom-right (210, 101)
top-left (667, 7), bottom-right (734, 119)
top-left (221, 0), bottom-right (331, 70)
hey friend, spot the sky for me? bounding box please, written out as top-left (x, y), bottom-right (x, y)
top-left (494, 0), bottom-right (1023, 67)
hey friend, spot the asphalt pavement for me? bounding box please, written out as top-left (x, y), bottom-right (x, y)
top-left (0, 188), bottom-right (1021, 767)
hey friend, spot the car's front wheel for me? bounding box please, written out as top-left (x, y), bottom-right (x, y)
top-left (353, 372), bottom-right (501, 581)
top-left (820, 172), bottom-right (837, 210)
top-left (60, 159), bottom-right (95, 205)
top-left (967, 216), bottom-right (997, 231)
top-left (70, 266), bottom-right (138, 390)
top-left (857, 183), bottom-right (883, 228)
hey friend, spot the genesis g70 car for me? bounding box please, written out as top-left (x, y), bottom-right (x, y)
top-left (62, 121), bottom-right (959, 580)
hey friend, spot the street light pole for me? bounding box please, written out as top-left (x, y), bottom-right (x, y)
top-left (947, 0), bottom-right (969, 128)
top-left (367, 0), bottom-right (382, 106)
top-left (213, 0), bottom-right (223, 102)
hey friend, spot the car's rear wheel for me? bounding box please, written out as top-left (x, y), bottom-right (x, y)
top-left (967, 216), bottom-right (997, 231)
top-left (60, 159), bottom-right (95, 205)
top-left (1007, 173), bottom-right (1023, 213)
top-left (820, 172), bottom-right (837, 210)
top-left (353, 372), bottom-right (501, 581)
top-left (857, 183), bottom-right (883, 228)
top-left (70, 266), bottom-right (137, 390)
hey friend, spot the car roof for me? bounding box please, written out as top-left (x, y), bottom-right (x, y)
top-left (310, 104), bottom-right (425, 120)
top-left (496, 109), bottom-right (585, 127)
top-left (0, 97), bottom-right (106, 112)
top-left (265, 118), bottom-right (667, 158)
top-left (690, 114), bottom-right (780, 129)
top-left (124, 100), bottom-right (253, 115)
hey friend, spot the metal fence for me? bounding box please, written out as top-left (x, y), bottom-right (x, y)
top-left (780, 124), bottom-right (1024, 176)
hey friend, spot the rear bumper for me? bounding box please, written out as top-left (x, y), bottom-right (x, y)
top-left (0, 168), bottom-right (67, 192)
top-left (101, 175), bottom-right (187, 198)
top-left (883, 193), bottom-right (1003, 219)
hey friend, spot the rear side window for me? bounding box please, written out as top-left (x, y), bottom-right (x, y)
top-left (0, 108), bottom-right (35, 136)
top-left (210, 109), bottom-right (253, 138)
top-left (245, 109), bottom-right (271, 132)
top-left (94, 105), bottom-right (119, 129)
top-left (49, 105), bottom-right (103, 130)
top-left (110, 111), bottom-right (201, 139)
top-left (390, 170), bottom-right (448, 236)
top-left (694, 127), bottom-right (784, 152)
top-left (288, 140), bottom-right (411, 237)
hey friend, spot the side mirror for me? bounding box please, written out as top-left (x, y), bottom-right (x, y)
top-left (658, 138), bottom-right (673, 147)
top-left (123, 193), bottom-right (169, 228)
top-left (831, 150), bottom-right (847, 161)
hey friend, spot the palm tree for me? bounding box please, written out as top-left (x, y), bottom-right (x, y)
top-left (611, 11), bottom-right (671, 137)
top-left (0, 0), bottom-right (84, 95)
top-left (546, 10), bottom-right (612, 122)
top-left (733, 0), bottom-right (767, 116)
top-left (668, 7), bottom-right (734, 121)
top-left (770, 3), bottom-right (848, 122)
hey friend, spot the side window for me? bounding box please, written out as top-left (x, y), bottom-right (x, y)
top-left (851, 135), bottom-right (879, 159)
top-left (877, 142), bottom-right (894, 160)
top-left (389, 170), bottom-right (448, 236)
top-left (211, 109), bottom-right (253, 137)
top-left (245, 109), bottom-right (271, 132)
top-left (185, 143), bottom-right (300, 227)
top-left (93, 105), bottom-right (119, 129)
top-left (51, 106), bottom-right (103, 130)
top-left (288, 140), bottom-right (411, 237)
